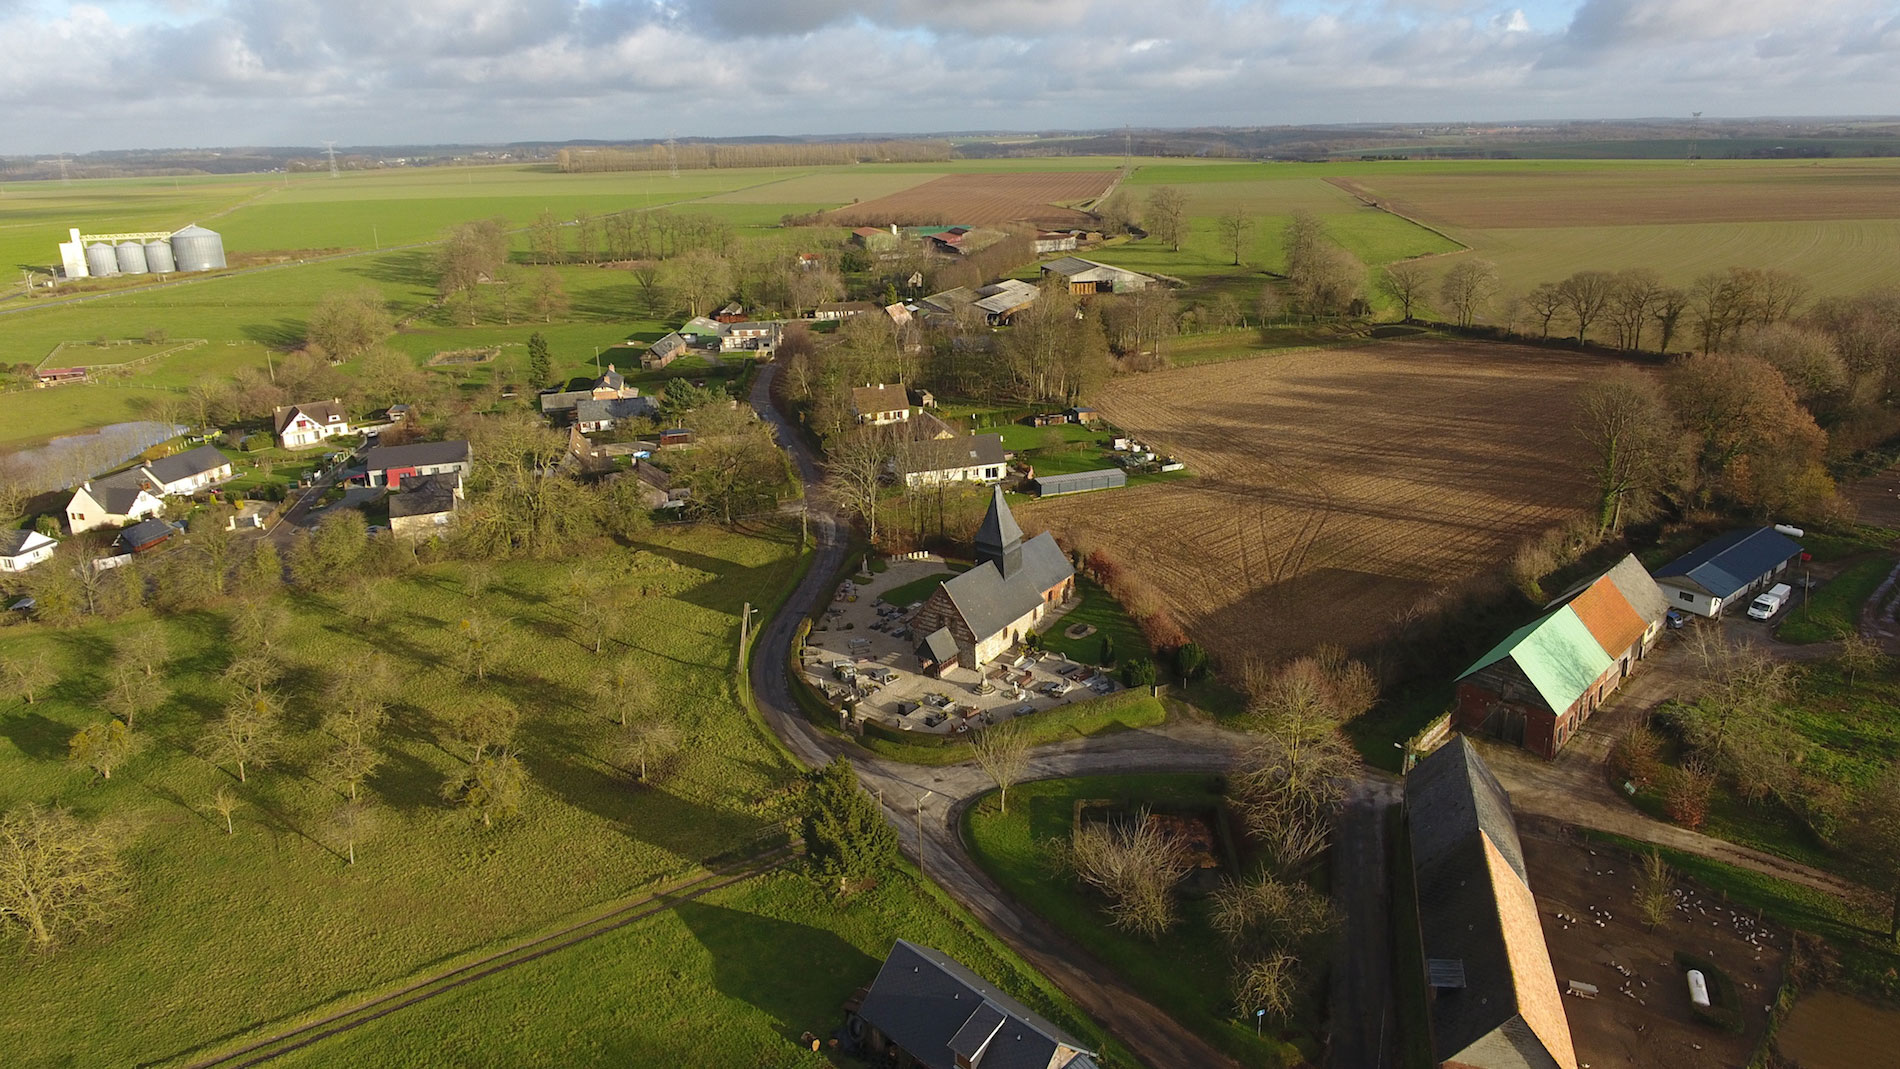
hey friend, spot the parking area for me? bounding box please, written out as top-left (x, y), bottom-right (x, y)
top-left (799, 559), bottom-right (1122, 736)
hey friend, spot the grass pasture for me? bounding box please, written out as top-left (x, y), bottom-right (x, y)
top-left (0, 526), bottom-right (820, 1067)
top-left (1023, 337), bottom-right (1606, 668)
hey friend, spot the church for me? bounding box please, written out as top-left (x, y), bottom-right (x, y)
top-left (912, 487), bottom-right (1076, 675)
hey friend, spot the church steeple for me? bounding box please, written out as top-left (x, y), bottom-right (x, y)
top-left (974, 485), bottom-right (1023, 578)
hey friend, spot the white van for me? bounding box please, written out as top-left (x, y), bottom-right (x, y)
top-left (1747, 583), bottom-right (1793, 620)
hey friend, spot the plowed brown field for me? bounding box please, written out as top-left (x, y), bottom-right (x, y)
top-left (827, 171), bottom-right (1116, 227)
top-left (1023, 339), bottom-right (1605, 667)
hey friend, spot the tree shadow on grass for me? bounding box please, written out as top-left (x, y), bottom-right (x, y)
top-left (518, 736), bottom-right (769, 863)
top-left (0, 710), bottom-right (71, 760)
top-left (241, 318), bottom-right (306, 351)
top-left (340, 249), bottom-right (436, 287)
top-left (669, 891), bottom-right (879, 1038)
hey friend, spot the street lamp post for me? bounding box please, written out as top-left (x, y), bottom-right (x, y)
top-left (914, 789), bottom-right (934, 881)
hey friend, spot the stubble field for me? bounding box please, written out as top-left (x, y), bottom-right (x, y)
top-left (1023, 338), bottom-right (1606, 667)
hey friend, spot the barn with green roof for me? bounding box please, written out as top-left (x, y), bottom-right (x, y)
top-left (1454, 606), bottom-right (1617, 758)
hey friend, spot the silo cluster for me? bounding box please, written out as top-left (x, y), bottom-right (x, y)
top-left (57, 224), bottom-right (227, 279)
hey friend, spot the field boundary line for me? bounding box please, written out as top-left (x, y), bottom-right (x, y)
top-left (1324, 175), bottom-right (1470, 254)
top-left (155, 842), bottom-right (795, 1069)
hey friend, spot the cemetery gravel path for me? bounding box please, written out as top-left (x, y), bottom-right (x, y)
top-left (749, 361), bottom-right (1249, 1069)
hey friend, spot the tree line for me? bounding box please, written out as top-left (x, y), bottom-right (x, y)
top-left (555, 140), bottom-right (953, 173)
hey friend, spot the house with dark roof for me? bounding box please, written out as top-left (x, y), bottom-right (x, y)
top-left (117, 518), bottom-right (176, 554)
top-left (360, 440), bottom-right (472, 489)
top-left (853, 383), bottom-right (912, 426)
top-left (387, 475), bottom-right (462, 538)
top-left (1455, 554), bottom-right (1669, 758)
top-left (273, 399), bottom-right (353, 449)
top-left (900, 434), bottom-right (1007, 488)
top-left (1406, 738), bottom-right (1578, 1069)
top-left (0, 529), bottom-right (58, 573)
top-left (851, 939), bottom-right (1099, 1069)
top-left (1653, 526), bottom-right (1803, 617)
top-left (720, 321), bottom-right (780, 352)
top-left (65, 471), bottom-right (165, 534)
top-left (575, 396), bottom-right (659, 433)
top-left (911, 487), bottom-right (1075, 674)
top-left (141, 444), bottom-right (233, 497)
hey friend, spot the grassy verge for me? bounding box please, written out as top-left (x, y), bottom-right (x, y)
top-left (878, 570), bottom-right (958, 609)
top-left (1779, 555), bottom-right (1894, 643)
top-left (856, 691), bottom-right (1169, 766)
top-left (1346, 680), bottom-right (1454, 772)
top-left (964, 774), bottom-right (1319, 1067)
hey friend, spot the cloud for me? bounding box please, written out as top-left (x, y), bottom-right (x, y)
top-left (0, 0), bottom-right (1897, 153)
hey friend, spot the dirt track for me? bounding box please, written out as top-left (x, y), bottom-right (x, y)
top-left (1026, 338), bottom-right (1608, 667)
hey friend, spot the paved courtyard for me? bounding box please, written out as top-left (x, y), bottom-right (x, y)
top-left (799, 558), bottom-right (1122, 736)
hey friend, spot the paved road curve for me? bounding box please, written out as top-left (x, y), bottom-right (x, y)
top-left (746, 362), bottom-right (1247, 1069)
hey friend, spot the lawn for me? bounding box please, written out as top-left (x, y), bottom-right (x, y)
top-left (259, 865), bottom-right (1136, 1068)
top-left (0, 524), bottom-right (822, 1067)
top-left (964, 774), bottom-right (1321, 1067)
top-left (854, 691), bottom-right (1168, 766)
top-left (1041, 577), bottom-right (1152, 669)
top-left (1778, 554), bottom-right (1895, 643)
top-left (879, 570), bottom-right (958, 609)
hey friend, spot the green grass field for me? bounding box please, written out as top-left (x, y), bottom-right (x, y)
top-left (1779, 555), bottom-right (1895, 643)
top-left (964, 774), bottom-right (1320, 1067)
top-left (0, 525), bottom-right (819, 1066)
top-left (263, 866), bottom-right (1133, 1068)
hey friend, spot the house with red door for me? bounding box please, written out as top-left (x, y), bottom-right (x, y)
top-left (359, 440), bottom-right (472, 489)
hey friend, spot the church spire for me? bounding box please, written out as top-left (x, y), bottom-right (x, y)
top-left (974, 485), bottom-right (1024, 578)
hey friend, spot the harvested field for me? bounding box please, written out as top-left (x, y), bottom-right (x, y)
top-left (826, 170), bottom-right (1117, 228)
top-left (1023, 338), bottom-right (1606, 667)
top-left (1330, 160), bottom-right (1900, 230)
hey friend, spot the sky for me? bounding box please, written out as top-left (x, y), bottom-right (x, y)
top-left (1, 0), bottom-right (1898, 154)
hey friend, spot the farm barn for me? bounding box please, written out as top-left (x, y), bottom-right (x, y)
top-left (1039, 256), bottom-right (1151, 295)
top-left (1455, 555), bottom-right (1668, 758)
top-left (1652, 526), bottom-right (1803, 617)
top-left (1406, 737), bottom-right (1578, 1069)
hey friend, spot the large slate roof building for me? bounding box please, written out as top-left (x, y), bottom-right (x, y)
top-left (854, 939), bottom-right (1099, 1069)
top-left (911, 487), bottom-right (1075, 674)
top-left (1406, 738), bottom-right (1577, 1069)
top-left (1652, 526), bottom-right (1803, 617)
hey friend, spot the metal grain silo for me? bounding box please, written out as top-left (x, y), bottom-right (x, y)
top-left (85, 242), bottom-right (120, 276)
top-left (169, 224), bottom-right (226, 271)
top-left (115, 242), bottom-right (149, 274)
top-left (144, 239), bottom-right (175, 274)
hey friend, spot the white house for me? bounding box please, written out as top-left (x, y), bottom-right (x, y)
top-left (901, 434), bottom-right (1007, 488)
top-left (0, 530), bottom-right (58, 572)
top-left (141, 445), bottom-right (234, 497)
top-left (1653, 527), bottom-right (1804, 618)
top-left (360, 440), bottom-right (473, 489)
top-left (65, 473), bottom-right (165, 534)
top-left (273, 399), bottom-right (353, 449)
top-left (852, 383), bottom-right (911, 426)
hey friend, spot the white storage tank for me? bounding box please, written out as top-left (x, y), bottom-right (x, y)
top-left (143, 239), bottom-right (175, 274)
top-left (85, 242), bottom-right (120, 277)
top-left (1686, 969), bottom-right (1711, 1007)
top-left (170, 224), bottom-right (226, 272)
top-left (115, 242), bottom-right (149, 275)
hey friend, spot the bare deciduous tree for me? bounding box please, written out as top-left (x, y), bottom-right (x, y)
top-left (1215, 209), bottom-right (1254, 266)
top-left (443, 749), bottom-right (528, 828)
top-left (1575, 367), bottom-right (1683, 533)
top-left (323, 739), bottom-right (383, 802)
top-left (1837, 630), bottom-right (1888, 685)
top-left (201, 786), bottom-right (243, 835)
top-left (446, 693), bottom-right (519, 762)
top-left (103, 665), bottom-right (168, 731)
top-left (612, 717), bottom-right (683, 784)
top-left (328, 799), bottom-right (378, 865)
top-left (203, 692), bottom-right (281, 783)
top-left (1377, 259), bottom-right (1431, 321)
top-left (1439, 259), bottom-right (1498, 327)
top-left (4, 652), bottom-right (58, 705)
top-left (1636, 848), bottom-right (1674, 930)
top-left (970, 719), bottom-right (1032, 815)
top-left (824, 429), bottom-right (894, 547)
top-left (68, 720), bottom-right (135, 781)
top-left (0, 804), bottom-right (125, 952)
top-left (1064, 809), bottom-right (1190, 938)
top-left (1144, 187), bottom-right (1188, 251)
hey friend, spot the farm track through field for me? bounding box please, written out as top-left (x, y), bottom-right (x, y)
top-left (167, 845), bottom-right (794, 1069)
top-left (1025, 338), bottom-right (1608, 668)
